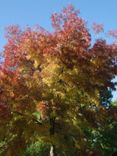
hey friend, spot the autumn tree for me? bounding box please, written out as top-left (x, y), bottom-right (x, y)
top-left (0, 5), bottom-right (117, 156)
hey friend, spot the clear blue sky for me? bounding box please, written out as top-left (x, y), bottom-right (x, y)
top-left (0, 0), bottom-right (117, 100)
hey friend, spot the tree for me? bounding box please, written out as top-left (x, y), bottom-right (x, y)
top-left (0, 5), bottom-right (117, 155)
top-left (84, 101), bottom-right (117, 156)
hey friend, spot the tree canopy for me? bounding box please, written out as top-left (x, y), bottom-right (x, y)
top-left (0, 5), bottom-right (117, 156)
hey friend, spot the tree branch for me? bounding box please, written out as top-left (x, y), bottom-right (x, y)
top-left (11, 111), bottom-right (42, 125)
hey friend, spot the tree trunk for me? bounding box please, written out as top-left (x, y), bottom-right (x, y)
top-left (49, 145), bottom-right (55, 156)
top-left (49, 116), bottom-right (56, 156)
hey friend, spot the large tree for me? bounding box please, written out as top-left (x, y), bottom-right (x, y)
top-left (0, 5), bottom-right (117, 156)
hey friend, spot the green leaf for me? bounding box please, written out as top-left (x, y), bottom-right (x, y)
top-left (32, 111), bottom-right (41, 121)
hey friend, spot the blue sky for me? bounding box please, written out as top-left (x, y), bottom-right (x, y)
top-left (0, 0), bottom-right (117, 100)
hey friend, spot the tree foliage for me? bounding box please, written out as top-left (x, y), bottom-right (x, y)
top-left (0, 5), bottom-right (117, 155)
top-left (22, 140), bottom-right (50, 156)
